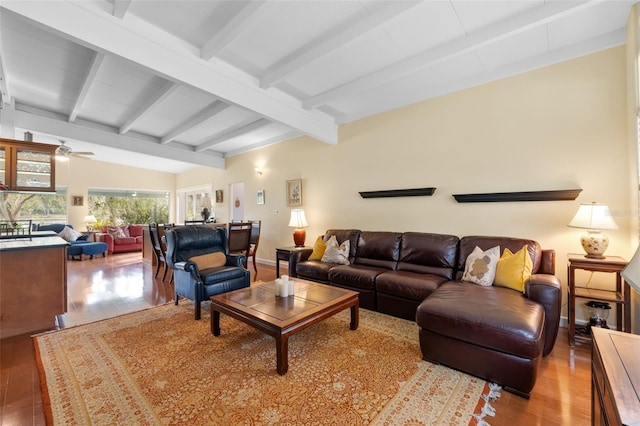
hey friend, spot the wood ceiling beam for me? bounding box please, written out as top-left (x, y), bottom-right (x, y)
top-left (260, 1), bottom-right (420, 89)
top-left (14, 104), bottom-right (226, 169)
top-left (112, 0), bottom-right (132, 19)
top-left (224, 130), bottom-right (301, 158)
top-left (303, 0), bottom-right (605, 109)
top-left (69, 52), bottom-right (104, 123)
top-left (196, 117), bottom-right (270, 152)
top-left (160, 100), bottom-right (229, 144)
top-left (200, 0), bottom-right (267, 61)
top-left (1, 1), bottom-right (338, 144)
top-left (0, 9), bottom-right (12, 109)
top-left (119, 81), bottom-right (179, 135)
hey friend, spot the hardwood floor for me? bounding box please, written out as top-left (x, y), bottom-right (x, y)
top-left (0, 253), bottom-right (592, 425)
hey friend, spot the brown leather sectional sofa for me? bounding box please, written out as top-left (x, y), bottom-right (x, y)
top-left (288, 229), bottom-right (561, 398)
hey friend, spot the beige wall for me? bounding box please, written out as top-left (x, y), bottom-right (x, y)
top-left (178, 46), bottom-right (631, 325)
top-left (55, 157), bottom-right (176, 230)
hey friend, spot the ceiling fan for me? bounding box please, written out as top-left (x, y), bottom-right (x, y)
top-left (55, 140), bottom-right (94, 159)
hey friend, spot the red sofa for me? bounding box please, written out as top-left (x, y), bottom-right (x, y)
top-left (98, 225), bottom-right (144, 253)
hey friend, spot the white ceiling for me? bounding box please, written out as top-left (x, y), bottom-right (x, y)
top-left (0, 0), bottom-right (633, 173)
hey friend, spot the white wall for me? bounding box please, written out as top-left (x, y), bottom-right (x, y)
top-left (177, 46), bottom-right (631, 325)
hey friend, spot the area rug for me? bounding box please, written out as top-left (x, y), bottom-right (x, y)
top-left (34, 301), bottom-right (500, 425)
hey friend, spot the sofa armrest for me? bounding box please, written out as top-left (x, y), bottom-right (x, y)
top-left (525, 273), bottom-right (561, 356)
top-left (288, 248), bottom-right (313, 278)
top-left (226, 254), bottom-right (246, 268)
top-left (98, 233), bottom-right (114, 252)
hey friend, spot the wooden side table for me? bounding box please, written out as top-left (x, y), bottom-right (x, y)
top-left (567, 254), bottom-right (629, 346)
top-left (275, 246), bottom-right (311, 278)
top-left (591, 327), bottom-right (640, 425)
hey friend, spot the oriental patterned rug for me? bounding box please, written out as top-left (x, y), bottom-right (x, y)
top-left (34, 301), bottom-right (499, 425)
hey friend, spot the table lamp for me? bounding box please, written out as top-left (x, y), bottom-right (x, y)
top-left (622, 246), bottom-right (640, 294)
top-left (568, 202), bottom-right (618, 259)
top-left (288, 209), bottom-right (308, 247)
top-left (84, 214), bottom-right (97, 232)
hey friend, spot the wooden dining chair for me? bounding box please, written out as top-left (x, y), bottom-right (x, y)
top-left (227, 222), bottom-right (252, 269)
top-left (149, 223), bottom-right (170, 281)
top-left (247, 220), bottom-right (261, 275)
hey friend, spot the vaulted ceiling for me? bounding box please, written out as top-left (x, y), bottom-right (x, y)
top-left (0, 0), bottom-right (633, 173)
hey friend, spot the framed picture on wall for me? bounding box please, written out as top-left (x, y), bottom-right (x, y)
top-left (215, 190), bottom-right (223, 203)
top-left (286, 179), bottom-right (302, 207)
top-left (257, 190), bottom-right (265, 205)
top-left (72, 196), bottom-right (84, 207)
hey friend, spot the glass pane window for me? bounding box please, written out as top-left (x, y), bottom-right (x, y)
top-left (177, 186), bottom-right (213, 224)
top-left (88, 189), bottom-right (170, 227)
top-left (0, 188), bottom-right (67, 225)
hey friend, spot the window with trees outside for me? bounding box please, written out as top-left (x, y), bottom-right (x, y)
top-left (177, 185), bottom-right (213, 224)
top-left (0, 188), bottom-right (67, 225)
top-left (88, 189), bottom-right (169, 228)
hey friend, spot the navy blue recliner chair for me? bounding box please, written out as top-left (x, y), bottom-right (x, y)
top-left (165, 225), bottom-right (250, 320)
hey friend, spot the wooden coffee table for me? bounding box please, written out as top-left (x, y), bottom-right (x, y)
top-left (210, 279), bottom-right (359, 375)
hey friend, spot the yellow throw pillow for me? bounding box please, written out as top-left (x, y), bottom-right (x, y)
top-left (494, 246), bottom-right (533, 293)
top-left (308, 235), bottom-right (327, 260)
top-left (189, 252), bottom-right (227, 270)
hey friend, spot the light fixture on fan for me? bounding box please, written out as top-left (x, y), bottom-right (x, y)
top-left (55, 140), bottom-right (95, 160)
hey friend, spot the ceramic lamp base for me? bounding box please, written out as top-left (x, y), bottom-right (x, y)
top-left (581, 231), bottom-right (609, 259)
top-left (293, 228), bottom-right (306, 247)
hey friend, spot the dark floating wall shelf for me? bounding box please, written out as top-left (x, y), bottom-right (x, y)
top-left (359, 187), bottom-right (436, 199)
top-left (452, 189), bottom-right (582, 203)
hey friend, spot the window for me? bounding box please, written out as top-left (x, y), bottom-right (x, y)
top-left (88, 189), bottom-right (169, 226)
top-left (0, 188), bottom-right (67, 225)
top-left (176, 185), bottom-right (213, 224)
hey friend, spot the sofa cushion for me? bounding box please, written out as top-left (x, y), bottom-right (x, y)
top-left (128, 225), bottom-right (144, 238)
top-left (37, 223), bottom-right (70, 233)
top-left (58, 226), bottom-right (82, 242)
top-left (308, 236), bottom-right (327, 260)
top-left (329, 264), bottom-right (387, 291)
top-left (296, 260), bottom-right (336, 283)
top-left (375, 270), bottom-right (448, 301)
top-left (396, 232), bottom-right (459, 280)
top-left (417, 282), bottom-right (544, 359)
top-left (114, 236), bottom-right (136, 245)
top-left (323, 229), bottom-right (360, 263)
top-left (457, 236), bottom-right (542, 279)
top-left (462, 245), bottom-right (500, 286)
top-left (321, 235), bottom-right (350, 264)
top-left (190, 252), bottom-right (227, 270)
top-left (494, 246), bottom-right (533, 293)
top-left (354, 231), bottom-right (401, 269)
top-left (107, 226), bottom-right (126, 238)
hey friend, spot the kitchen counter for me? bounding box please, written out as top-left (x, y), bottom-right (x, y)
top-left (0, 236), bottom-right (68, 339)
top-left (0, 235), bottom-right (67, 251)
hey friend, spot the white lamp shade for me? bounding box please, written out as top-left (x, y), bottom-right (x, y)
top-left (288, 209), bottom-right (308, 228)
top-left (568, 203), bottom-right (618, 230)
top-left (622, 247), bottom-right (640, 293)
top-left (83, 215), bottom-right (97, 223)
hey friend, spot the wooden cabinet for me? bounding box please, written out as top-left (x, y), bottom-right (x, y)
top-left (591, 327), bottom-right (640, 425)
top-left (0, 236), bottom-right (68, 339)
top-left (0, 138), bottom-right (57, 192)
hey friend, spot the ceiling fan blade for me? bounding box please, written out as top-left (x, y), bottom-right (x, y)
top-left (71, 151), bottom-right (95, 156)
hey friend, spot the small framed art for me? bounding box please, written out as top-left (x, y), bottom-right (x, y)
top-left (257, 190), bottom-right (265, 205)
top-left (72, 196), bottom-right (84, 207)
top-left (286, 179), bottom-right (302, 207)
top-left (215, 190), bottom-right (223, 203)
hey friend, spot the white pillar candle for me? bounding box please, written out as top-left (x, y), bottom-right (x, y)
top-left (275, 278), bottom-right (283, 297)
top-left (288, 280), bottom-right (294, 296)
